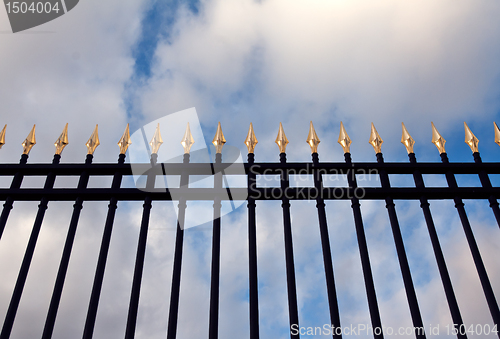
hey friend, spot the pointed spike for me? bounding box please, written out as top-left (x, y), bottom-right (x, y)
top-left (306, 121), bottom-right (320, 154)
top-left (431, 122), bottom-right (446, 154)
top-left (181, 122), bottom-right (195, 154)
top-left (494, 122), bottom-right (500, 147)
top-left (275, 122), bottom-right (289, 153)
top-left (244, 122), bottom-right (258, 154)
top-left (149, 123), bottom-right (163, 154)
top-left (22, 124), bottom-right (36, 155)
top-left (401, 122), bottom-right (415, 154)
top-left (338, 121), bottom-right (351, 154)
top-left (118, 124), bottom-right (132, 154)
top-left (368, 123), bottom-right (383, 154)
top-left (22, 125), bottom-right (36, 155)
top-left (0, 124), bottom-right (6, 149)
top-left (212, 122), bottom-right (226, 154)
top-left (464, 122), bottom-right (479, 153)
top-left (54, 123), bottom-right (69, 155)
top-left (86, 124), bottom-right (100, 155)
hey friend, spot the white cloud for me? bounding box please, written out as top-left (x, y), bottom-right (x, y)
top-left (0, 0), bottom-right (145, 163)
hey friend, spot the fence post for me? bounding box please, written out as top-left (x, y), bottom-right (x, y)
top-left (408, 152), bottom-right (466, 339)
top-left (247, 151), bottom-right (260, 339)
top-left (82, 152), bottom-right (127, 339)
top-left (440, 152), bottom-right (500, 328)
top-left (312, 151), bottom-right (342, 338)
top-left (166, 153), bottom-right (190, 339)
top-left (375, 151), bottom-right (425, 339)
top-left (0, 154), bottom-right (29, 241)
top-left (0, 153), bottom-right (60, 339)
top-left (42, 153), bottom-right (94, 339)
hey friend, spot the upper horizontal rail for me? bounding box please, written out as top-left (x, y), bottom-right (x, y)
top-left (0, 162), bottom-right (500, 176)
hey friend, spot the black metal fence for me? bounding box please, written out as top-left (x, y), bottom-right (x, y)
top-left (0, 122), bottom-right (499, 339)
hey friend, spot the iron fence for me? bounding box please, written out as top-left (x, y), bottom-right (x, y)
top-left (0, 121), bottom-right (498, 339)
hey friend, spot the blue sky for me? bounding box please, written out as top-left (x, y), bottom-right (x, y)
top-left (0, 0), bottom-right (500, 338)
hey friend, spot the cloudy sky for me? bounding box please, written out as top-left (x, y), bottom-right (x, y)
top-left (0, 0), bottom-right (500, 338)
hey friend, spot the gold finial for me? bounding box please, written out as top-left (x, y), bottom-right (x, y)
top-left (0, 124), bottom-right (6, 149)
top-left (181, 122), bottom-right (195, 154)
top-left (306, 121), bottom-right (320, 153)
top-left (86, 124), bottom-right (100, 155)
top-left (338, 121), bottom-right (351, 153)
top-left (401, 122), bottom-right (415, 154)
top-left (494, 122), bottom-right (500, 147)
top-left (431, 122), bottom-right (446, 154)
top-left (54, 123), bottom-right (69, 155)
top-left (212, 121), bottom-right (226, 154)
top-left (149, 123), bottom-right (163, 154)
top-left (275, 122), bottom-right (289, 153)
top-left (244, 122), bottom-right (258, 153)
top-left (369, 123), bottom-right (383, 153)
top-left (22, 124), bottom-right (36, 155)
top-left (463, 122), bottom-right (479, 153)
top-left (118, 124), bottom-right (132, 154)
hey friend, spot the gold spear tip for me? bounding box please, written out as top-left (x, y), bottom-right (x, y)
top-left (244, 122), bottom-right (258, 153)
top-left (118, 123), bottom-right (132, 154)
top-left (368, 122), bottom-right (383, 154)
top-left (306, 121), bottom-right (320, 154)
top-left (464, 122), bottom-right (479, 153)
top-left (338, 121), bottom-right (351, 154)
top-left (212, 121), bottom-right (226, 154)
top-left (22, 124), bottom-right (36, 155)
top-left (494, 122), bottom-right (500, 147)
top-left (86, 124), bottom-right (100, 155)
top-left (401, 122), bottom-right (415, 154)
top-left (149, 123), bottom-right (163, 155)
top-left (181, 122), bottom-right (195, 154)
top-left (0, 124), bottom-right (6, 149)
top-left (54, 123), bottom-right (69, 155)
top-left (275, 122), bottom-right (289, 153)
top-left (431, 122), bottom-right (446, 154)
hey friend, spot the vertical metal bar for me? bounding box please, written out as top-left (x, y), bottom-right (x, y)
top-left (408, 153), bottom-right (466, 339)
top-left (376, 153), bottom-right (425, 339)
top-left (247, 153), bottom-right (259, 339)
top-left (42, 154), bottom-right (94, 339)
top-left (312, 153), bottom-right (342, 339)
top-left (82, 154), bottom-right (127, 339)
top-left (472, 152), bottom-right (500, 228)
top-left (209, 153), bottom-right (223, 339)
top-left (344, 153), bottom-right (383, 339)
top-left (165, 153), bottom-right (190, 339)
top-left (0, 154), bottom-right (28, 241)
top-left (124, 154), bottom-right (158, 339)
top-left (440, 153), bottom-right (500, 329)
top-left (0, 154), bottom-right (60, 339)
top-left (279, 152), bottom-right (300, 339)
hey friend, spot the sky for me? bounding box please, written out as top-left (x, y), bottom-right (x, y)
top-left (1, 0), bottom-right (500, 338)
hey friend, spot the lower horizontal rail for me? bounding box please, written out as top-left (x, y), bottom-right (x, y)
top-left (0, 187), bottom-right (498, 201)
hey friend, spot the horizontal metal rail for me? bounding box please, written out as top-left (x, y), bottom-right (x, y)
top-left (1, 161), bottom-right (500, 176)
top-left (0, 187), bottom-right (498, 201)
